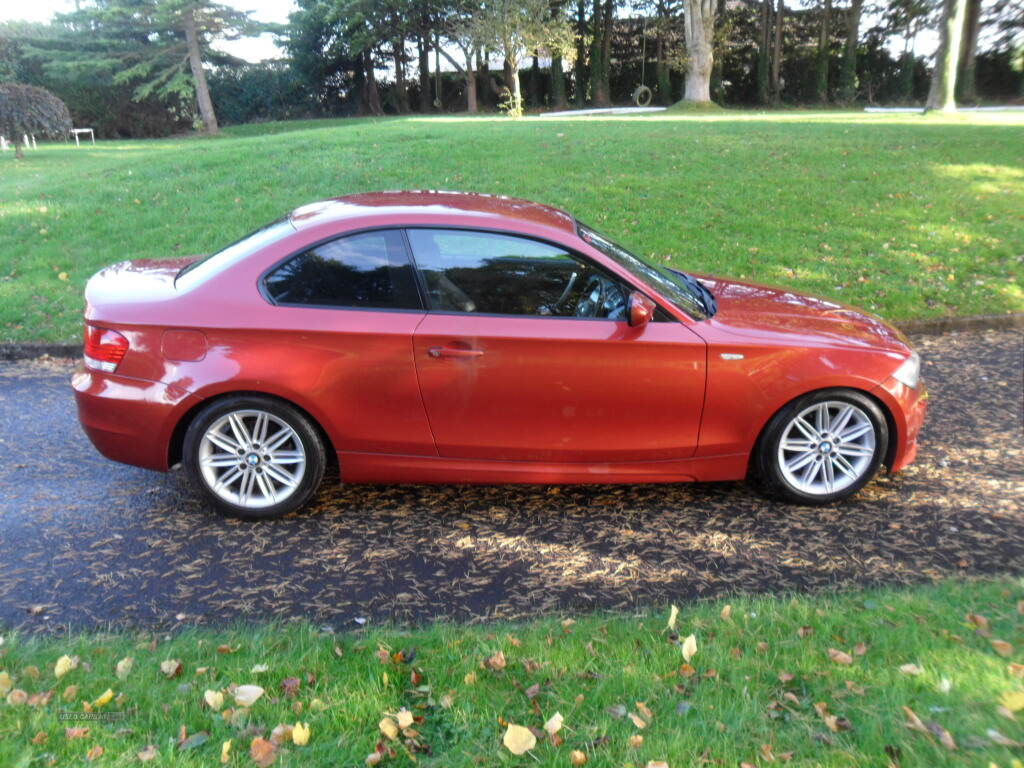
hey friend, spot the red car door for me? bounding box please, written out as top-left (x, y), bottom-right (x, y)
top-left (408, 228), bottom-right (706, 463)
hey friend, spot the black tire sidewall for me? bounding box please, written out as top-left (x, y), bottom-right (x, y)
top-left (182, 395), bottom-right (326, 519)
top-left (756, 388), bottom-right (888, 505)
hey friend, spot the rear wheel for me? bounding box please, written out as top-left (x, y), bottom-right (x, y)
top-left (183, 396), bottom-right (326, 519)
top-left (755, 389), bottom-right (888, 505)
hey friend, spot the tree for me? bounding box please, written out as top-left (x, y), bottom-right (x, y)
top-left (769, 0), bottom-right (784, 103)
top-left (926, 0), bottom-right (968, 110)
top-left (958, 0), bottom-right (982, 102)
top-left (471, 0), bottom-right (572, 112)
top-left (816, 0), bottom-right (831, 103)
top-left (680, 0), bottom-right (717, 102)
top-left (48, 0), bottom-right (259, 135)
top-left (0, 83), bottom-right (71, 158)
top-left (757, 0), bottom-right (771, 103)
top-left (589, 0), bottom-right (614, 106)
top-left (838, 0), bottom-right (864, 103)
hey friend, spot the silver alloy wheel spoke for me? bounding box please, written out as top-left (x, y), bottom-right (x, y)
top-left (198, 409), bottom-right (306, 510)
top-left (777, 400), bottom-right (876, 497)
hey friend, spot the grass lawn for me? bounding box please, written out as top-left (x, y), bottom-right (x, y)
top-left (0, 110), bottom-right (1022, 343)
top-left (1, 578), bottom-right (1022, 767)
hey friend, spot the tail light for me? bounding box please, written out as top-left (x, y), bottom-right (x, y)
top-left (83, 325), bottom-right (129, 373)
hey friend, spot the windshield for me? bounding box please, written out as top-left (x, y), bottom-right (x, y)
top-left (577, 223), bottom-right (710, 320)
top-left (176, 217), bottom-right (296, 290)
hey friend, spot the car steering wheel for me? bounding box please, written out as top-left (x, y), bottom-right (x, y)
top-left (576, 274), bottom-right (627, 319)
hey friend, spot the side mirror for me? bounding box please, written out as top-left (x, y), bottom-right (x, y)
top-left (628, 291), bottom-right (656, 328)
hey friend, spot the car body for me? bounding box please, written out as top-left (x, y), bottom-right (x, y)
top-left (73, 191), bottom-right (927, 517)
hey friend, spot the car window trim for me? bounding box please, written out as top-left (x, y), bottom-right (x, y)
top-left (257, 225), bottom-right (427, 313)
top-left (400, 225), bottom-right (679, 323)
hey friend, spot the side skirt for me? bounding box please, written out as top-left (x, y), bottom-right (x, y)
top-left (337, 451), bottom-right (749, 485)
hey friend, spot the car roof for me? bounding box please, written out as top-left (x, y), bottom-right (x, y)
top-left (287, 190), bottom-right (577, 235)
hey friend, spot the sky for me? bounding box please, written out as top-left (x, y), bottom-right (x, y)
top-left (0, 0), bottom-right (295, 62)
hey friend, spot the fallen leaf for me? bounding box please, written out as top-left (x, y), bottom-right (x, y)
top-left (899, 664), bottom-right (923, 676)
top-left (570, 750), bottom-right (588, 766)
top-left (543, 711), bottom-right (563, 736)
top-left (646, 762), bottom-right (669, 768)
top-left (988, 728), bottom-right (1023, 748)
top-left (86, 745), bottom-right (104, 761)
top-left (269, 724), bottom-right (293, 745)
top-left (221, 740), bottom-right (232, 764)
top-left (607, 703), bottom-right (627, 718)
top-left (667, 604), bottom-right (679, 631)
top-left (217, 645), bottom-right (237, 654)
top-left (926, 721), bottom-right (956, 750)
top-left (138, 744), bottom-right (158, 762)
top-left (485, 650), bottom-right (507, 671)
top-left (160, 660), bottom-right (182, 678)
top-left (903, 706), bottom-right (929, 735)
top-left (628, 712), bottom-right (647, 729)
top-left (827, 649), bottom-right (853, 666)
top-left (379, 717), bottom-right (399, 741)
top-left (92, 688), bottom-right (114, 708)
top-left (1000, 691), bottom-right (1024, 712)
top-left (720, 604), bottom-right (732, 621)
top-left (65, 727), bottom-right (90, 739)
top-left (178, 731), bottom-right (209, 751)
top-left (1010, 663), bottom-right (1024, 679)
top-left (62, 685), bottom-right (78, 702)
top-left (797, 626), bottom-right (813, 638)
top-left (525, 682), bottom-right (541, 699)
top-left (503, 723), bottom-right (536, 755)
top-left (292, 722), bottom-right (310, 746)
top-left (464, 671), bottom-right (477, 685)
top-left (54, 655), bottom-right (78, 678)
top-left (251, 664), bottom-right (269, 674)
top-left (682, 634), bottom-right (697, 663)
top-left (31, 732), bottom-right (47, 745)
top-left (115, 657), bottom-right (133, 681)
top-left (250, 736), bottom-right (277, 767)
top-left (233, 685), bottom-right (264, 707)
top-left (629, 734), bottom-right (644, 747)
top-left (636, 701), bottom-right (654, 722)
top-left (7, 689), bottom-right (27, 706)
top-left (281, 677), bottom-right (300, 698)
top-left (0, 671), bottom-right (10, 696)
top-left (204, 690), bottom-right (224, 711)
top-left (992, 639), bottom-right (1014, 658)
top-left (966, 613), bottom-right (989, 631)
top-left (396, 708), bottom-right (414, 729)
top-left (854, 642), bottom-right (867, 656)
top-left (778, 672), bottom-right (794, 683)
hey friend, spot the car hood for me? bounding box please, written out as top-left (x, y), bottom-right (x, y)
top-left (693, 274), bottom-right (910, 353)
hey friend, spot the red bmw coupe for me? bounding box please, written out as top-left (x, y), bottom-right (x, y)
top-left (73, 191), bottom-right (927, 518)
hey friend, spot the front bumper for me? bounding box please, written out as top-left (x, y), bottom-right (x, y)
top-left (871, 374), bottom-right (928, 473)
top-left (72, 363), bottom-right (200, 471)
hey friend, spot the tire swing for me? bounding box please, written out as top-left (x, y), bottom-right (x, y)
top-left (631, 17), bottom-right (653, 107)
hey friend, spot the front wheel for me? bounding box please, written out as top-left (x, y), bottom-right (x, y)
top-left (183, 396), bottom-right (327, 519)
top-left (754, 389), bottom-right (888, 505)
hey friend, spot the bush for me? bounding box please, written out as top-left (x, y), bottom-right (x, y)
top-left (0, 82), bottom-right (72, 141)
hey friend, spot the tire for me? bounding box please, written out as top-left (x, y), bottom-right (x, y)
top-left (754, 388), bottom-right (888, 505)
top-left (183, 395), bottom-right (327, 519)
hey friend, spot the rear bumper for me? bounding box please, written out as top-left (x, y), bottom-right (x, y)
top-left (72, 362), bottom-right (200, 471)
top-left (871, 375), bottom-right (928, 474)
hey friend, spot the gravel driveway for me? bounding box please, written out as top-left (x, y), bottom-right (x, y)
top-left (0, 329), bottom-right (1020, 632)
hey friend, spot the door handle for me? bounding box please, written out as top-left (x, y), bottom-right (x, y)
top-left (428, 346), bottom-right (484, 359)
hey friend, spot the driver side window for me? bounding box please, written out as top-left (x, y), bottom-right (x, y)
top-left (406, 229), bottom-right (630, 320)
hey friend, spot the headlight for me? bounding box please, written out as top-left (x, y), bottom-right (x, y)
top-left (892, 350), bottom-right (921, 389)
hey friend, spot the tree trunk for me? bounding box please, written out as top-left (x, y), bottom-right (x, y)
top-left (528, 54), bottom-right (540, 106)
top-left (815, 0), bottom-right (830, 103)
top-left (434, 33), bottom-right (443, 110)
top-left (680, 0), bottom-right (716, 103)
top-left (710, 0), bottom-right (727, 101)
top-left (550, 53), bottom-right (567, 107)
top-left (600, 0), bottom-right (613, 100)
top-left (770, 0), bottom-right (784, 103)
top-left (465, 50), bottom-right (478, 113)
top-left (589, 0), bottom-right (608, 106)
top-left (182, 7), bottom-right (219, 134)
top-left (574, 0), bottom-right (587, 106)
top-left (393, 38), bottom-right (409, 113)
top-left (926, 0), bottom-right (968, 111)
top-left (365, 52), bottom-right (384, 116)
top-left (418, 36), bottom-right (431, 112)
top-left (837, 0), bottom-right (863, 104)
top-left (757, 0), bottom-right (771, 104)
top-left (958, 0), bottom-right (981, 103)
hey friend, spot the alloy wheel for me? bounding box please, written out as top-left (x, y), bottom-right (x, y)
top-left (197, 409), bottom-right (307, 509)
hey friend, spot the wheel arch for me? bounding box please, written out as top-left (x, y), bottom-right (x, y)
top-left (746, 385), bottom-right (898, 479)
top-left (168, 390), bottom-right (338, 470)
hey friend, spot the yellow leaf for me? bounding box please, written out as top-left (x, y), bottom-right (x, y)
top-left (204, 690), bottom-right (225, 711)
top-left (667, 604), bottom-right (679, 631)
top-left (646, 762), bottom-right (670, 768)
top-left (0, 671), bottom-right (11, 696)
top-left (137, 745), bottom-right (157, 762)
top-left (58, 272), bottom-right (69, 282)
top-left (115, 657), bottom-right (133, 680)
top-left (628, 712), bottom-right (647, 729)
top-left (899, 663), bottom-right (923, 676)
top-left (159, 659), bottom-right (182, 678)
top-left (220, 740), bottom-right (231, 764)
top-left (681, 634), bottom-right (697, 663)
top-left (396, 708), bottom-right (414, 729)
top-left (233, 684), bottom-right (264, 707)
top-left (86, 745), bottom-right (104, 761)
top-left (992, 639), bottom-right (1014, 658)
top-left (720, 604), bottom-right (732, 621)
top-left (292, 722), bottom-right (310, 746)
top-left (464, 671), bottom-right (477, 685)
top-left (92, 688), bottom-right (113, 708)
top-left (502, 723), bottom-right (536, 755)
top-left (54, 655), bottom-right (77, 678)
top-left (570, 750), bottom-right (588, 766)
top-left (379, 717), bottom-right (399, 741)
top-left (249, 737), bottom-right (277, 767)
top-left (1001, 691), bottom-right (1024, 712)
top-left (629, 734), bottom-right (644, 748)
top-left (543, 711), bottom-right (563, 735)
top-left (636, 701), bottom-right (654, 723)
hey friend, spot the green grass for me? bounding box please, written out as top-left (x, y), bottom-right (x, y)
top-left (1, 579), bottom-right (1022, 766)
top-left (1, 110), bottom-right (1023, 343)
